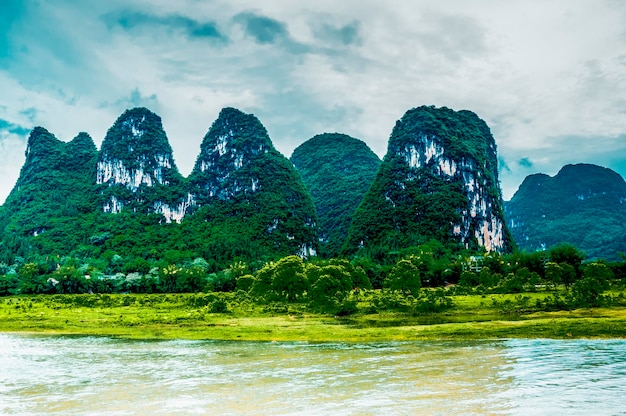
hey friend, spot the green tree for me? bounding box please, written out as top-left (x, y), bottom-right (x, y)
top-left (545, 262), bottom-right (563, 288)
top-left (549, 243), bottom-right (585, 279)
top-left (309, 273), bottom-right (349, 305)
top-left (270, 256), bottom-right (308, 302)
top-left (0, 271), bottom-right (19, 296)
top-left (385, 259), bottom-right (421, 296)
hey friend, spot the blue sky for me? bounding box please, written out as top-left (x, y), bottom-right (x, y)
top-left (1, 0), bottom-right (625, 203)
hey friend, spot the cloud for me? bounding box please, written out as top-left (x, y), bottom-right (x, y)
top-left (413, 11), bottom-right (487, 62)
top-left (314, 21), bottom-right (362, 46)
top-left (0, 0), bottom-right (624, 206)
top-left (234, 12), bottom-right (287, 44)
top-left (518, 158), bottom-right (533, 168)
top-left (0, 118), bottom-right (30, 136)
top-left (103, 10), bottom-right (227, 41)
top-left (0, 0), bottom-right (25, 62)
top-left (498, 157), bottom-right (510, 173)
top-left (99, 88), bottom-right (161, 114)
top-left (233, 11), bottom-right (310, 54)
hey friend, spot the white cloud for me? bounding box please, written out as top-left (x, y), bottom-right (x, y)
top-left (0, 0), bottom-right (625, 204)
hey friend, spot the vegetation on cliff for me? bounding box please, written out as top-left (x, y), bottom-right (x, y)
top-left (506, 163), bottom-right (626, 260)
top-left (290, 133), bottom-right (381, 258)
top-left (344, 106), bottom-right (515, 260)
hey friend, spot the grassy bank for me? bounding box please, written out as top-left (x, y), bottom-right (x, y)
top-left (1, 292), bottom-right (625, 341)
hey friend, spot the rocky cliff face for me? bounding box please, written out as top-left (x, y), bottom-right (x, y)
top-left (96, 108), bottom-right (189, 222)
top-left (505, 163), bottom-right (626, 259)
top-left (188, 107), bottom-right (318, 257)
top-left (189, 107), bottom-right (272, 203)
top-left (345, 105), bottom-right (514, 254)
top-left (290, 133), bottom-right (381, 258)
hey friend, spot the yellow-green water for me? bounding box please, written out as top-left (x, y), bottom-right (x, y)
top-left (1, 335), bottom-right (625, 415)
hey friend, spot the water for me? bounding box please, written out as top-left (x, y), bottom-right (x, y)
top-left (1, 335), bottom-right (625, 415)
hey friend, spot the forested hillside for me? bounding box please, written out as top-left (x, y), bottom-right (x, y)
top-left (344, 106), bottom-right (515, 260)
top-left (506, 163), bottom-right (626, 260)
top-left (2, 105), bottom-right (625, 301)
top-left (0, 107), bottom-right (317, 270)
top-left (291, 133), bottom-right (381, 258)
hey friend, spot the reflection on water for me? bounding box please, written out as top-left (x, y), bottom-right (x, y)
top-left (1, 335), bottom-right (625, 415)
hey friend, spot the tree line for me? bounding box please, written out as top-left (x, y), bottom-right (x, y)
top-left (1, 241), bottom-right (625, 312)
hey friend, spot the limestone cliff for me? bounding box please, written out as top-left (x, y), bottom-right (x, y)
top-left (96, 107), bottom-right (189, 222)
top-left (345, 105), bottom-right (514, 254)
top-left (187, 107), bottom-right (318, 257)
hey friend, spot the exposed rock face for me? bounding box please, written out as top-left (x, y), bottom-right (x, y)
top-left (188, 107), bottom-right (318, 257)
top-left (96, 107), bottom-right (189, 222)
top-left (345, 105), bottom-right (514, 253)
top-left (505, 163), bottom-right (626, 259)
top-left (290, 133), bottom-right (381, 258)
top-left (189, 107), bottom-right (272, 203)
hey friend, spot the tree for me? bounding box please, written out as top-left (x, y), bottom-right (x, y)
top-left (270, 256), bottom-right (308, 302)
top-left (545, 262), bottom-right (563, 288)
top-left (0, 272), bottom-right (19, 296)
top-left (549, 243), bottom-right (585, 277)
top-left (159, 264), bottom-right (180, 293)
top-left (385, 259), bottom-right (421, 296)
top-left (18, 262), bottom-right (47, 294)
top-left (309, 271), bottom-right (350, 305)
top-left (177, 264), bottom-right (208, 292)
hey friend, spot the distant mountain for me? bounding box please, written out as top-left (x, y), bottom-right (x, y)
top-left (344, 105), bottom-right (515, 257)
top-left (505, 163), bottom-right (626, 260)
top-left (290, 133), bottom-right (381, 257)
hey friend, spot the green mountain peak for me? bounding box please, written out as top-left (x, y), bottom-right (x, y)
top-left (506, 163), bottom-right (626, 259)
top-left (345, 105), bottom-right (514, 257)
top-left (291, 133), bottom-right (381, 257)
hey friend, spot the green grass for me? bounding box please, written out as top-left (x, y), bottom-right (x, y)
top-left (1, 292), bottom-right (625, 341)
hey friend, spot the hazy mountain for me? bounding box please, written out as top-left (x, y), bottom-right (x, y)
top-left (505, 163), bottom-right (626, 259)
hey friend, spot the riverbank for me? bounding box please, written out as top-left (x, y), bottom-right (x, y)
top-left (1, 293), bottom-right (625, 341)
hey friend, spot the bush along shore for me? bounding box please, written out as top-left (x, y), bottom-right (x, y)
top-left (1, 243), bottom-right (626, 341)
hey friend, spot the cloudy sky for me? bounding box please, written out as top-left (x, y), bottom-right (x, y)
top-left (1, 0), bottom-right (625, 203)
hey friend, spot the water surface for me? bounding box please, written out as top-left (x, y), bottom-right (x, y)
top-left (1, 334), bottom-right (625, 415)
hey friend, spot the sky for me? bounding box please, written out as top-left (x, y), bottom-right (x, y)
top-left (1, 0), bottom-right (625, 204)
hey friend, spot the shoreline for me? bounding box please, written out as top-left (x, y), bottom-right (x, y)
top-left (1, 293), bottom-right (625, 342)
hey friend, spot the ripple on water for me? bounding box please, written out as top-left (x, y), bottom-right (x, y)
top-left (1, 335), bottom-right (625, 415)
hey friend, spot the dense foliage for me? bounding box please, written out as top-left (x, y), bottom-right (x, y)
top-left (0, 107), bottom-right (317, 268)
top-left (506, 164), bottom-right (626, 260)
top-left (290, 133), bottom-right (381, 258)
top-left (186, 107), bottom-right (318, 259)
top-left (0, 128), bottom-right (98, 259)
top-left (1, 105), bottom-right (625, 313)
top-left (344, 106), bottom-right (514, 260)
top-left (1, 242), bottom-right (624, 313)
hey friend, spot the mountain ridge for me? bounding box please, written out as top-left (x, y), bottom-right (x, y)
top-left (505, 163), bottom-right (626, 259)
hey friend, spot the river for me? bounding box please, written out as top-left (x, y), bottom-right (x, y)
top-left (1, 334), bottom-right (625, 415)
